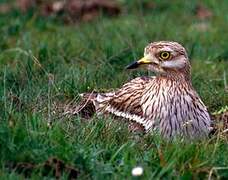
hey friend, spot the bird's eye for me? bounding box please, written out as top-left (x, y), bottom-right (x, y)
top-left (159, 51), bottom-right (171, 60)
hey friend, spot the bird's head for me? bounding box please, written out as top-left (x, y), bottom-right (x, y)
top-left (126, 41), bottom-right (191, 80)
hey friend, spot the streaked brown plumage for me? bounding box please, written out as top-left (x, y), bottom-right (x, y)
top-left (80, 41), bottom-right (212, 139)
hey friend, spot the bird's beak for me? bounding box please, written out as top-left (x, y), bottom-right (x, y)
top-left (126, 56), bottom-right (151, 69)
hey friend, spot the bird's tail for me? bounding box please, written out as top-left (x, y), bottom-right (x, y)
top-left (62, 92), bottom-right (97, 119)
top-left (65, 91), bottom-right (114, 119)
top-left (72, 92), bottom-right (98, 119)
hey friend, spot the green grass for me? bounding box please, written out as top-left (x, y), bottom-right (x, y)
top-left (0, 0), bottom-right (228, 179)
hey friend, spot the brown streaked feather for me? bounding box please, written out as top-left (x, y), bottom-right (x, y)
top-left (93, 77), bottom-right (154, 129)
top-left (109, 77), bottom-right (151, 116)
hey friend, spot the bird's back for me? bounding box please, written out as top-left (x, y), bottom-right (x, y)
top-left (92, 77), bottom-right (153, 127)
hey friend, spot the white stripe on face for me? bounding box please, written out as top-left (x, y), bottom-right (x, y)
top-left (161, 56), bottom-right (186, 69)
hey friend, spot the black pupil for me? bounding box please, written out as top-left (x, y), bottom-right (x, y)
top-left (163, 52), bottom-right (168, 57)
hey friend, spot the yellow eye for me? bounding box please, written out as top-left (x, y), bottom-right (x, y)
top-left (159, 51), bottom-right (171, 60)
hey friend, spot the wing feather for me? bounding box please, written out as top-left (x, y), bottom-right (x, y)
top-left (94, 76), bottom-right (154, 130)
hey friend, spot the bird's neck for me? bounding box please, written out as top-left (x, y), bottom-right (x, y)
top-left (157, 70), bottom-right (192, 84)
top-left (157, 62), bottom-right (192, 82)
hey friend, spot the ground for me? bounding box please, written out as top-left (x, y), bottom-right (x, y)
top-left (0, 0), bottom-right (228, 179)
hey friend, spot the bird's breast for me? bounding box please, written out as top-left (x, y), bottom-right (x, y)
top-left (140, 78), bottom-right (211, 138)
top-left (141, 79), bottom-right (177, 118)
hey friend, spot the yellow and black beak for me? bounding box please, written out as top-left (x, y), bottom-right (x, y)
top-left (126, 57), bottom-right (151, 69)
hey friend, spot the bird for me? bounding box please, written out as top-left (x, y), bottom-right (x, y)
top-left (77, 41), bottom-right (212, 139)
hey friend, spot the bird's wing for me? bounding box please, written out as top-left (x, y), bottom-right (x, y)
top-left (94, 76), bottom-right (154, 130)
